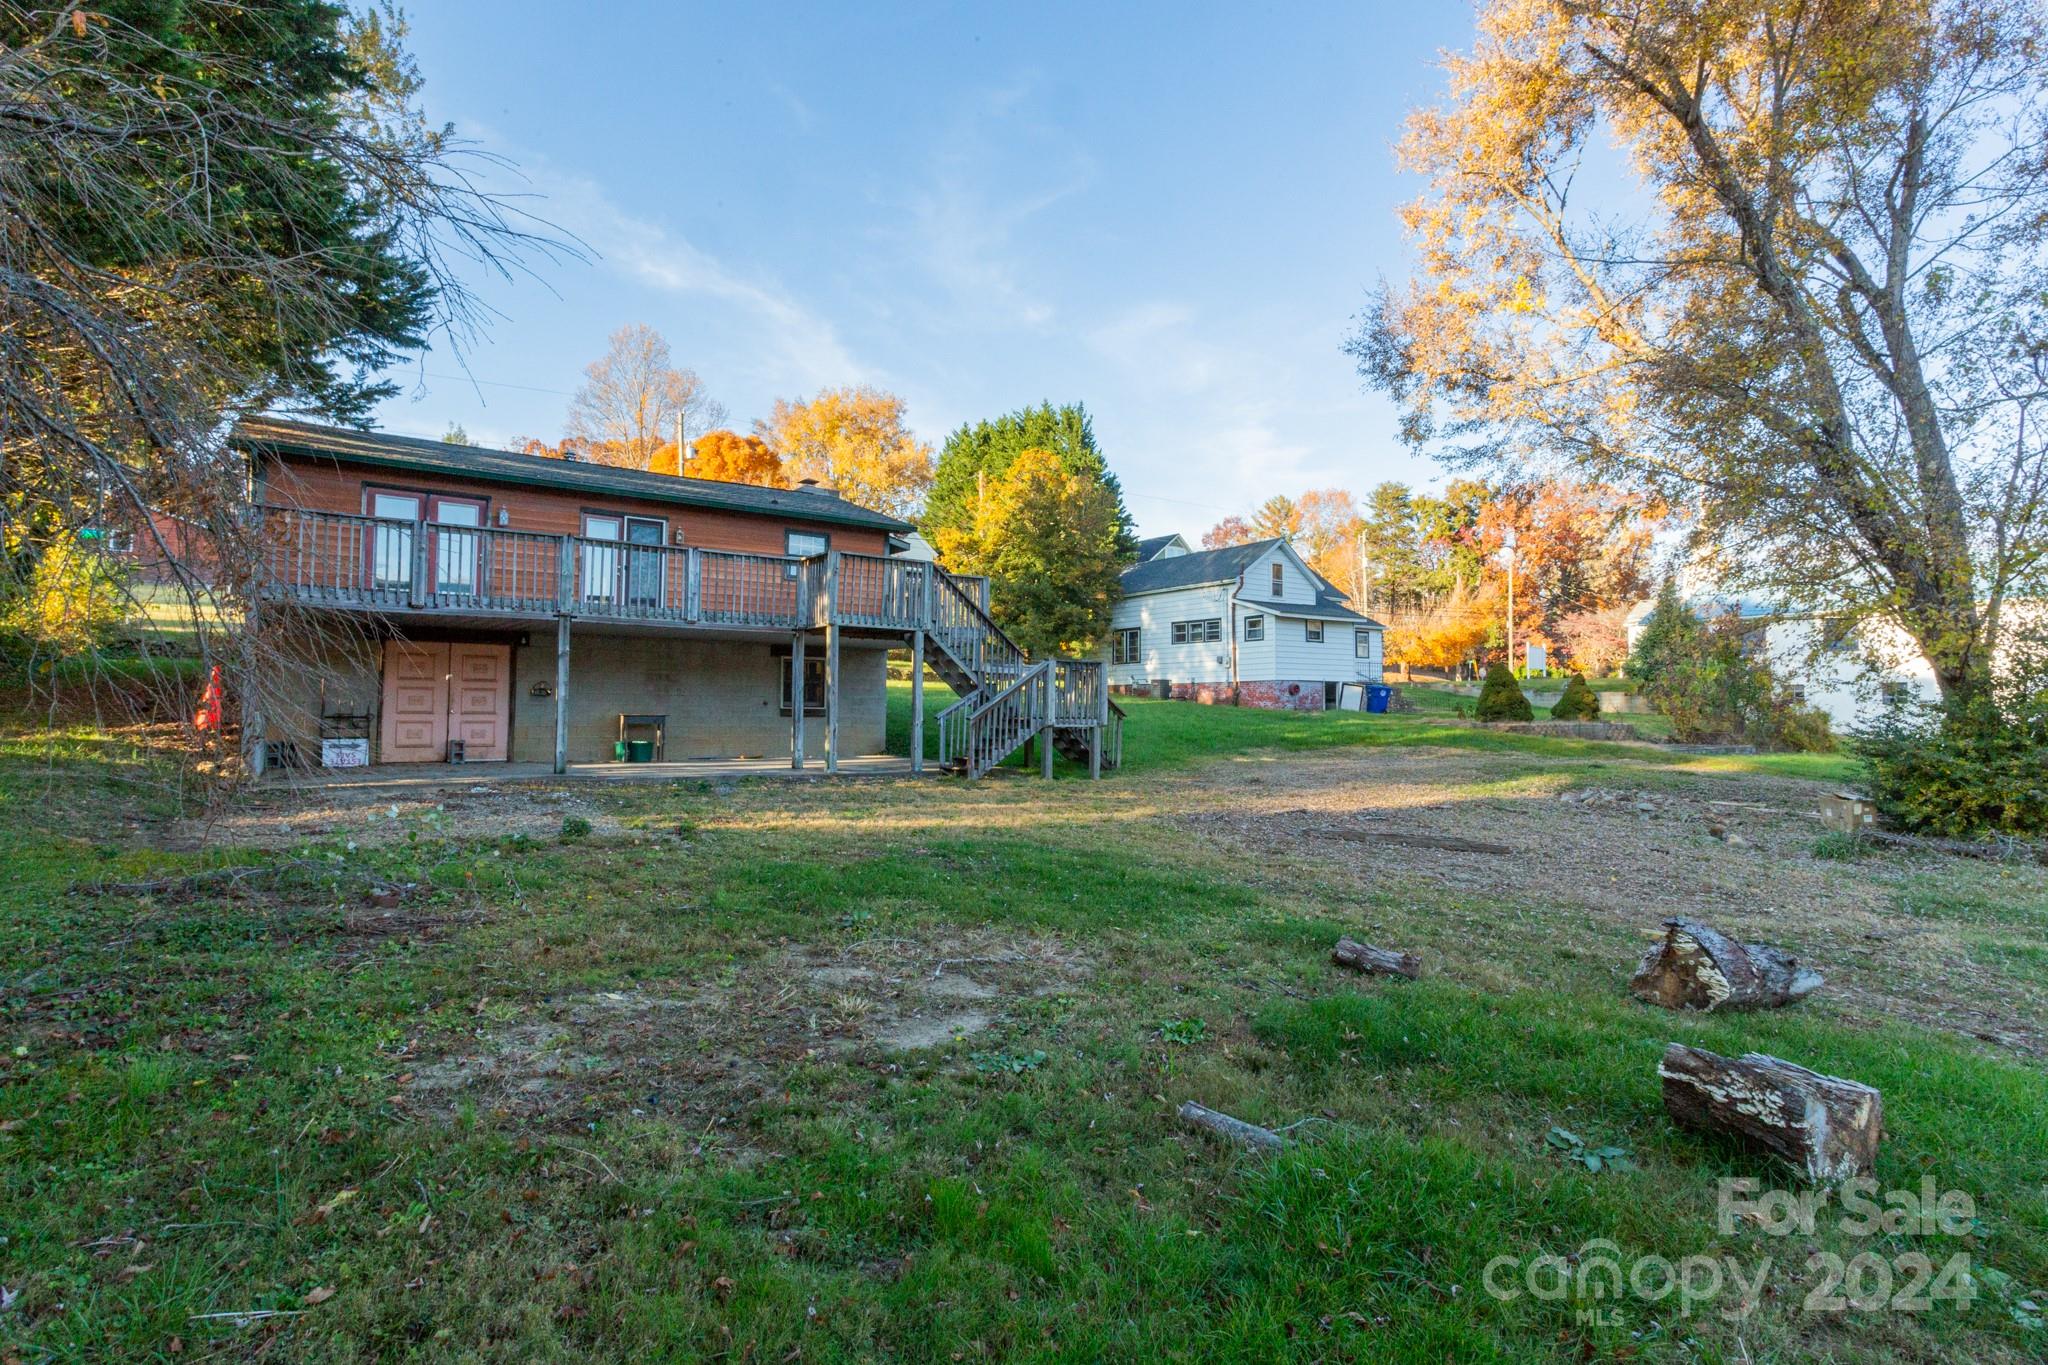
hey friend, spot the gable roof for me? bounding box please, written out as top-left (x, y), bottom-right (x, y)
top-left (233, 416), bottom-right (913, 533)
top-left (1137, 533), bottom-right (1188, 561)
top-left (1120, 538), bottom-right (1284, 594)
top-left (1120, 537), bottom-right (1385, 627)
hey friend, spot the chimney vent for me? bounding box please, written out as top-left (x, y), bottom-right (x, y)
top-left (559, 442), bottom-right (580, 462)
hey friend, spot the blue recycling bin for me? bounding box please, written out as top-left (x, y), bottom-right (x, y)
top-left (1364, 684), bottom-right (1392, 714)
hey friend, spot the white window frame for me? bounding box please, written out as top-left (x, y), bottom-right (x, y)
top-left (1355, 629), bottom-right (1374, 658)
top-left (1243, 614), bottom-right (1264, 642)
top-left (1112, 627), bottom-right (1141, 665)
top-left (1270, 562), bottom-right (1285, 596)
top-left (1304, 620), bottom-right (1325, 643)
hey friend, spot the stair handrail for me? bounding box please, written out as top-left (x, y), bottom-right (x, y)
top-left (964, 658), bottom-right (1051, 777)
top-left (934, 688), bottom-right (983, 769)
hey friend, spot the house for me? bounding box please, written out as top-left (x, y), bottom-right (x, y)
top-left (1105, 536), bottom-right (1384, 709)
top-left (1622, 596), bottom-right (1942, 732)
top-left (239, 418), bottom-right (1120, 778)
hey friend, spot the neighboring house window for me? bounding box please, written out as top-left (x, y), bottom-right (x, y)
top-left (1305, 620), bottom-right (1325, 643)
top-left (1821, 618), bottom-right (1856, 654)
top-left (1355, 629), bottom-right (1374, 658)
top-left (780, 656), bottom-right (827, 715)
top-left (1243, 614), bottom-right (1264, 641)
top-left (1112, 627), bottom-right (1141, 665)
top-left (1270, 562), bottom-right (1284, 596)
top-left (1171, 619), bottom-right (1222, 645)
top-left (1789, 685), bottom-right (1807, 704)
top-left (1880, 680), bottom-right (1911, 707)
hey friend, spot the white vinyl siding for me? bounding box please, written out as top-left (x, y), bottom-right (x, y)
top-left (1104, 583), bottom-right (1235, 687)
top-left (1251, 545), bottom-right (1312, 605)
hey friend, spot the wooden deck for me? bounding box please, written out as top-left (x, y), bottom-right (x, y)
top-left (252, 504), bottom-right (1124, 781)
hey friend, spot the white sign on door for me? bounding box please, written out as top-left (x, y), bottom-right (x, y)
top-left (322, 738), bottom-right (370, 768)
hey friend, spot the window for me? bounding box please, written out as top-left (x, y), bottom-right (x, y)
top-left (1788, 685), bottom-right (1808, 704)
top-left (1821, 618), bottom-right (1856, 655)
top-left (1355, 629), bottom-right (1375, 659)
top-left (1112, 627), bottom-right (1141, 665)
top-left (1304, 620), bottom-right (1325, 643)
top-left (1270, 562), bottom-right (1285, 596)
top-left (1880, 680), bottom-right (1911, 707)
top-left (780, 656), bottom-right (827, 715)
top-left (1172, 618), bottom-right (1222, 645)
top-left (785, 529), bottom-right (829, 580)
top-left (1243, 614), bottom-right (1264, 641)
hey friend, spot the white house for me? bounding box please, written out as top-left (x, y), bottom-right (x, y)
top-left (1108, 536), bottom-right (1385, 709)
top-left (1623, 596), bottom-right (1943, 732)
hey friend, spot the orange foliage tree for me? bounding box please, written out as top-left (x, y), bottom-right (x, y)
top-left (685, 429), bottom-right (785, 485)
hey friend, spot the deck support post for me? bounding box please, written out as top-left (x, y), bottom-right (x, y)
top-left (910, 629), bottom-right (925, 775)
top-left (553, 615), bottom-right (571, 775)
top-left (1041, 665), bottom-right (1054, 779)
top-left (824, 551), bottom-right (841, 775)
top-left (243, 601), bottom-right (266, 777)
top-left (791, 629), bottom-right (806, 769)
top-left (1090, 667), bottom-right (1104, 780)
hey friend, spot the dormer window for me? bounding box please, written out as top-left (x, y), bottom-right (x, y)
top-left (1270, 562), bottom-right (1284, 596)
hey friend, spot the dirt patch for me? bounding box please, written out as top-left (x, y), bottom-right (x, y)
top-left (159, 782), bottom-right (621, 851)
top-left (1169, 747), bottom-right (2048, 1057)
top-left (396, 931), bottom-right (1092, 1132)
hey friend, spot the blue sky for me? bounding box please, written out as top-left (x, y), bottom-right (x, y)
top-left (369, 2), bottom-right (1473, 537)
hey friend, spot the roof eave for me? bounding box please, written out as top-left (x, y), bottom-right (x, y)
top-left (237, 431), bottom-right (912, 534)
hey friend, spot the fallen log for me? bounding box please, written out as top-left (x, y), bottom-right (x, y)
top-left (1629, 918), bottom-right (1821, 1012)
top-left (1857, 828), bottom-right (2048, 867)
top-left (1177, 1101), bottom-right (1288, 1152)
top-left (1331, 936), bottom-right (1422, 980)
top-left (1658, 1044), bottom-right (1881, 1182)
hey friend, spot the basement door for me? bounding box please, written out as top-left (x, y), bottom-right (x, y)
top-left (379, 641), bottom-right (511, 763)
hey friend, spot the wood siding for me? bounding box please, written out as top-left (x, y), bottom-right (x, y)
top-left (260, 454), bottom-right (891, 559)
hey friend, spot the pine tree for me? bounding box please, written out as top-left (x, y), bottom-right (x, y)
top-left (1550, 673), bottom-right (1601, 720)
top-left (924, 403), bottom-right (1136, 558)
top-left (1626, 580), bottom-right (1699, 688)
top-left (1475, 661), bottom-right (1534, 721)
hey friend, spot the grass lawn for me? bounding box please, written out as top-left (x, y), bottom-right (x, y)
top-left (1, 693), bottom-right (2041, 1362)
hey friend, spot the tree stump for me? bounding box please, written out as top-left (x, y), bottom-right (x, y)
top-left (1629, 918), bottom-right (1821, 1011)
top-left (1659, 1044), bottom-right (1882, 1182)
top-left (1331, 936), bottom-right (1421, 980)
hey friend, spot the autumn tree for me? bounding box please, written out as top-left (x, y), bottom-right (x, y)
top-left (926, 402), bottom-right (1134, 555)
top-left (686, 429), bottom-right (786, 486)
top-left (758, 386), bottom-right (933, 518)
top-left (565, 324), bottom-right (725, 470)
top-left (1294, 489), bottom-right (1365, 597)
top-left (1358, 0), bottom-right (2048, 707)
top-left (1201, 517), bottom-right (1259, 549)
top-left (932, 448), bottom-right (1126, 655)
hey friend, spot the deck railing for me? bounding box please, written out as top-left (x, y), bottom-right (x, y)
top-left (258, 507), bottom-right (902, 632)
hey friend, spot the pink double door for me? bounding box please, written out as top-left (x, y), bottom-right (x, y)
top-left (379, 641), bottom-right (510, 762)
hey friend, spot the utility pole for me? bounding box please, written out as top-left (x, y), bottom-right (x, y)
top-left (1502, 527), bottom-right (1518, 672)
top-left (675, 412), bottom-right (686, 471)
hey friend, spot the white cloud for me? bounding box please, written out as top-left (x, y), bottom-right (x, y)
top-left (484, 141), bottom-right (872, 393)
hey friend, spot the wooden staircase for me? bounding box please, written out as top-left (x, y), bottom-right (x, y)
top-left (924, 569), bottom-right (1124, 779)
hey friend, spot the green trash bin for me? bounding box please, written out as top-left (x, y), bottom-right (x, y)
top-left (626, 739), bottom-right (655, 763)
top-left (613, 740), bottom-right (629, 762)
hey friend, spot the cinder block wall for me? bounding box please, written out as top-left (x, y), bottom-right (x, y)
top-left (510, 632), bottom-right (889, 762)
top-left (257, 628), bottom-right (382, 757)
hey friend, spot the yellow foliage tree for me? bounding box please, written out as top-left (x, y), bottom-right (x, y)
top-left (932, 447), bottom-right (1125, 656)
top-left (6, 537), bottom-right (131, 653)
top-left (756, 387), bottom-right (933, 518)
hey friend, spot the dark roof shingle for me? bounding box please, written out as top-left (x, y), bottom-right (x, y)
top-left (233, 416), bottom-right (913, 533)
top-left (1119, 538), bottom-right (1282, 593)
